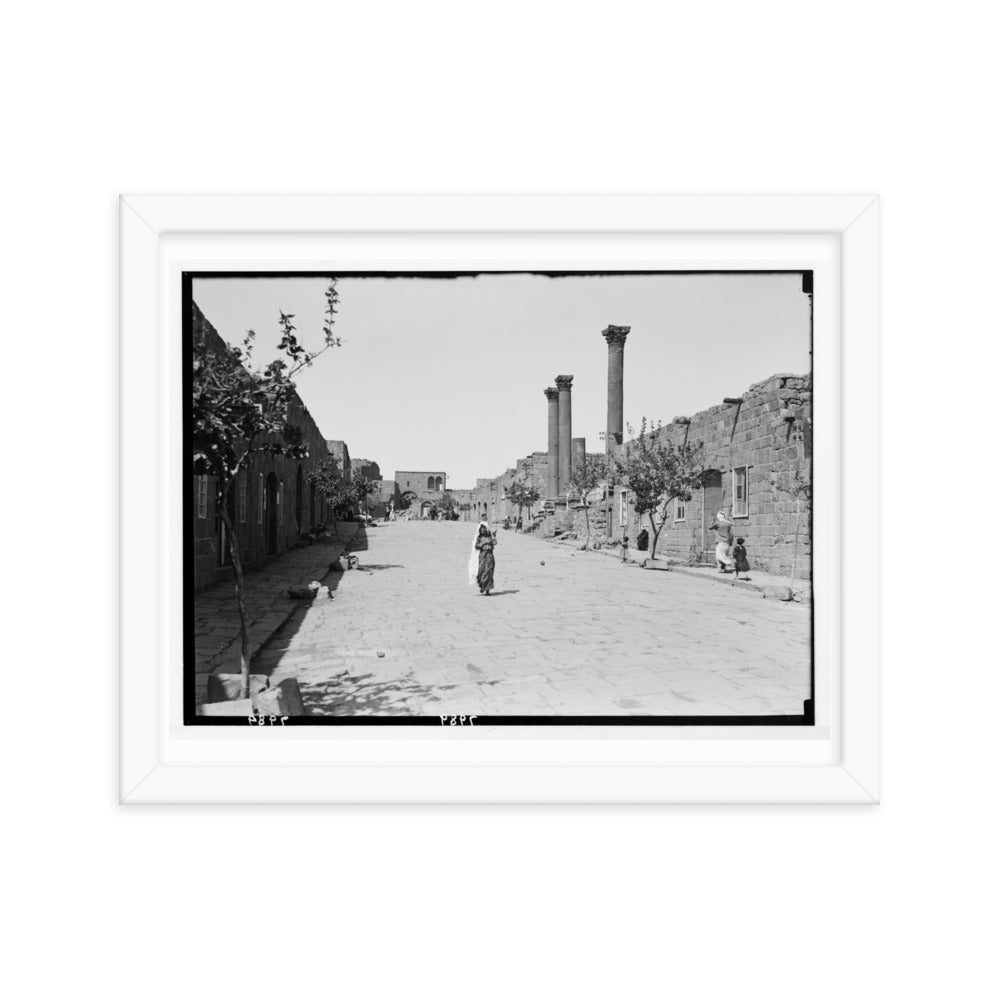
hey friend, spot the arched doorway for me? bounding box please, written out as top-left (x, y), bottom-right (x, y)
top-left (266, 473), bottom-right (279, 555)
top-left (420, 500), bottom-right (433, 519)
top-left (701, 469), bottom-right (722, 560)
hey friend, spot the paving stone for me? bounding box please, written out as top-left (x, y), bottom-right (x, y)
top-left (243, 521), bottom-right (812, 718)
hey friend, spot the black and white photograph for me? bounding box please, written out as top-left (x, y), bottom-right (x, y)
top-left (16, 0), bottom-right (1000, 994)
top-left (187, 270), bottom-right (814, 724)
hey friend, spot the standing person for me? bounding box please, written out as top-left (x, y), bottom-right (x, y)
top-left (733, 536), bottom-right (751, 580)
top-left (468, 520), bottom-right (497, 595)
top-left (708, 510), bottom-right (735, 572)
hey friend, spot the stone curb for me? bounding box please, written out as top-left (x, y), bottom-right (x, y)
top-left (538, 533), bottom-right (807, 601)
top-left (648, 561), bottom-right (806, 602)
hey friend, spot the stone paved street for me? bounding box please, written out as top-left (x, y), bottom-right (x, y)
top-left (193, 523), bottom-right (361, 676)
top-left (254, 520), bottom-right (811, 717)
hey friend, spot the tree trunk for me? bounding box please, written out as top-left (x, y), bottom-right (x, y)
top-left (219, 500), bottom-right (252, 701)
top-left (649, 512), bottom-right (661, 559)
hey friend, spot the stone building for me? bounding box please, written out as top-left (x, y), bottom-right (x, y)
top-left (582, 372), bottom-right (812, 577)
top-left (351, 457), bottom-right (381, 482)
top-left (394, 469), bottom-right (449, 518)
top-left (326, 440), bottom-right (352, 481)
top-left (191, 303), bottom-right (345, 592)
top-left (469, 449), bottom-right (600, 526)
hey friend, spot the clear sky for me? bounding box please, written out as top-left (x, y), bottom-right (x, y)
top-left (193, 273), bottom-right (811, 488)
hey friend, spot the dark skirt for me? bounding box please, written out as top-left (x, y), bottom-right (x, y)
top-left (477, 549), bottom-right (495, 592)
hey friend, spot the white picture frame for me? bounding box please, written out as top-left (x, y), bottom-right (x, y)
top-left (120, 193), bottom-right (879, 803)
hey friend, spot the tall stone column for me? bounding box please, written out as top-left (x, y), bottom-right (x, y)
top-left (544, 387), bottom-right (560, 500)
top-left (555, 375), bottom-right (574, 495)
top-left (602, 325), bottom-right (630, 453)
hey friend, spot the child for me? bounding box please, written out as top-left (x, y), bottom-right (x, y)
top-left (733, 537), bottom-right (750, 579)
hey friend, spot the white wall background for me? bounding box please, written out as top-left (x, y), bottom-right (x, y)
top-left (3, 2), bottom-right (995, 997)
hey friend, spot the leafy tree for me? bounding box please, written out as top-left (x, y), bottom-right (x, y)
top-left (435, 490), bottom-right (458, 521)
top-left (352, 475), bottom-right (380, 519)
top-left (192, 280), bottom-right (340, 698)
top-left (505, 479), bottom-right (540, 528)
top-left (615, 419), bottom-right (704, 560)
top-left (308, 456), bottom-right (354, 534)
top-left (569, 457), bottom-right (608, 549)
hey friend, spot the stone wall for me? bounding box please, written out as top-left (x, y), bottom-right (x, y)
top-left (191, 303), bottom-right (342, 592)
top-left (326, 440), bottom-right (352, 482)
top-left (351, 457), bottom-right (381, 481)
top-left (469, 450), bottom-right (602, 526)
top-left (595, 372), bottom-right (812, 578)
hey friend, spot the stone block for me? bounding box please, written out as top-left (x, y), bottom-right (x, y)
top-left (210, 673), bottom-right (270, 701)
top-left (253, 678), bottom-right (305, 716)
top-left (762, 585), bottom-right (794, 601)
top-left (198, 698), bottom-right (255, 716)
top-left (644, 559), bottom-right (672, 571)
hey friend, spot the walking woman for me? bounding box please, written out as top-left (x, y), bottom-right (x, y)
top-left (708, 509), bottom-right (735, 573)
top-left (468, 520), bottom-right (497, 595)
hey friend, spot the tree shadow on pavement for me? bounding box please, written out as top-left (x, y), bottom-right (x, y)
top-left (300, 671), bottom-right (471, 716)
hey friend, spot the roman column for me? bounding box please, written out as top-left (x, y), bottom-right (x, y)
top-left (544, 387), bottom-right (560, 500)
top-left (602, 325), bottom-right (630, 453)
top-left (555, 375), bottom-right (574, 495)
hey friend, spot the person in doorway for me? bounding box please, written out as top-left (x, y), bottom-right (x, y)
top-left (733, 536), bottom-right (751, 580)
top-left (468, 520), bottom-right (497, 595)
top-left (708, 510), bottom-right (735, 572)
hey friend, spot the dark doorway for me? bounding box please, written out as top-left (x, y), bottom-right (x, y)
top-left (701, 470), bottom-right (722, 560)
top-left (266, 473), bottom-right (279, 555)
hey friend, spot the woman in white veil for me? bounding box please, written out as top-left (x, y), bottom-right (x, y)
top-left (468, 520), bottom-right (497, 593)
top-left (708, 509), bottom-right (735, 572)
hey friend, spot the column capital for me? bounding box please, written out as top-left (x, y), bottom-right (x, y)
top-left (555, 374), bottom-right (574, 391)
top-left (602, 324), bottom-right (631, 346)
top-left (544, 386), bottom-right (559, 402)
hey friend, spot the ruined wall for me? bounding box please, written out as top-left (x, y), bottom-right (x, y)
top-left (351, 458), bottom-right (381, 481)
top-left (326, 440), bottom-right (352, 482)
top-left (470, 450), bottom-right (603, 525)
top-left (191, 303), bottom-right (339, 592)
top-left (601, 372), bottom-right (812, 578)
